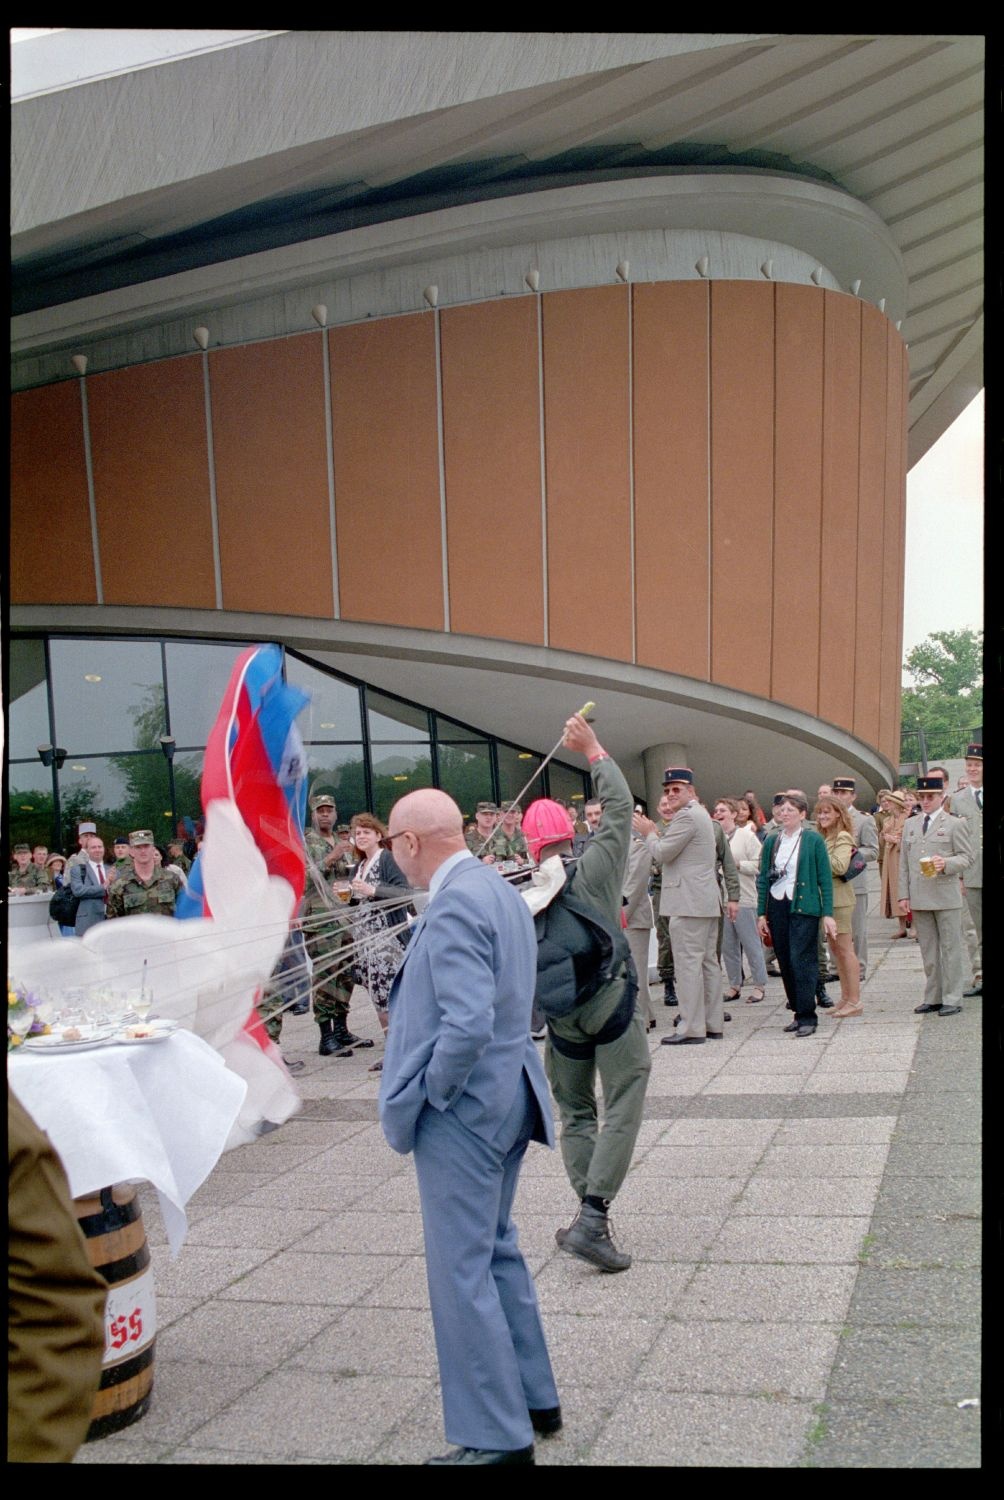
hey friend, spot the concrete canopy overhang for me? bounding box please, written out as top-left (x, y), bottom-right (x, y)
top-left (10, 605), bottom-right (897, 811)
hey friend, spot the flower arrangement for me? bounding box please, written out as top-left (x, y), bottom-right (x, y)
top-left (7, 981), bottom-right (51, 1050)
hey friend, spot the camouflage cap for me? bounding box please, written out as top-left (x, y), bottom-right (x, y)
top-left (311, 793), bottom-right (336, 810)
top-left (475, 801), bottom-right (499, 814)
top-left (13, 843), bottom-right (31, 853)
top-left (129, 829), bottom-right (156, 847)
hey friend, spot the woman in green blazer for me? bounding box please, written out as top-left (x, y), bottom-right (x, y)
top-left (756, 793), bottom-right (836, 1036)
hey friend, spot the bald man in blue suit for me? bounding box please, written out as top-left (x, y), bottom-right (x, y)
top-left (379, 788), bottom-right (559, 1466)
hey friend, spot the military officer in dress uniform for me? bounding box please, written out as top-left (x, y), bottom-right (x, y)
top-left (949, 743), bottom-right (983, 995)
top-left (898, 775), bottom-right (973, 1017)
top-left (304, 793), bottom-right (372, 1057)
top-left (106, 829), bottom-right (183, 917)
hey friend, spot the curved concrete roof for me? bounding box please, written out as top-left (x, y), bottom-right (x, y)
top-left (12, 30), bottom-right (983, 463)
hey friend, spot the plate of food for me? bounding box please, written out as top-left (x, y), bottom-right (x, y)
top-left (113, 1019), bottom-right (179, 1045)
top-left (21, 1023), bottom-right (119, 1053)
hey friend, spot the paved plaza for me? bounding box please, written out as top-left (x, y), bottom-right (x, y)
top-left (75, 914), bottom-right (981, 1467)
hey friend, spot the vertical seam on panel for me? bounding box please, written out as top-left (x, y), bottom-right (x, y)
top-left (706, 282), bottom-right (712, 679)
top-left (816, 294), bottom-right (827, 720)
top-left (853, 301), bottom-right (864, 737)
top-left (627, 283), bottom-right (637, 665)
top-left (433, 306), bottom-right (450, 633)
top-left (78, 377), bottom-right (103, 604)
top-left (202, 350), bottom-right (224, 610)
top-left (321, 329), bottom-right (340, 619)
top-left (537, 293), bottom-right (549, 648)
top-left (769, 282), bottom-right (777, 700)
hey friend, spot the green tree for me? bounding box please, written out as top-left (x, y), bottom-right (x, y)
top-left (901, 628), bottom-right (983, 767)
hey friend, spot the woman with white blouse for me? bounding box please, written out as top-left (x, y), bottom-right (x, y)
top-left (713, 799), bottom-right (768, 1003)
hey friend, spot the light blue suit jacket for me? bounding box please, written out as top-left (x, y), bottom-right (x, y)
top-left (379, 854), bottom-right (554, 1156)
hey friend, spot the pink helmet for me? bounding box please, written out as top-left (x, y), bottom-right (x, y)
top-left (522, 798), bottom-right (575, 860)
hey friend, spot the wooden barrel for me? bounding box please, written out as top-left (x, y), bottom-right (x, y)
top-left (74, 1184), bottom-right (156, 1440)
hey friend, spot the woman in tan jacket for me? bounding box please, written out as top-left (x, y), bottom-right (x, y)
top-left (878, 789), bottom-right (911, 937)
top-left (814, 796), bottom-right (861, 1017)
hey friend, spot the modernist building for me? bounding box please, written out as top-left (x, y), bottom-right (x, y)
top-left (10, 31), bottom-right (984, 848)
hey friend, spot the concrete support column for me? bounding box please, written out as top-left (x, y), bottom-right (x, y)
top-left (643, 742), bottom-right (689, 813)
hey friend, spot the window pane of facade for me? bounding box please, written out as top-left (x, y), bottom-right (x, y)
top-left (172, 750), bottom-right (206, 836)
top-left (8, 639), bottom-right (52, 762)
top-left (367, 689), bottom-right (429, 742)
top-left (547, 759), bottom-right (590, 807)
top-left (303, 746), bottom-right (368, 824)
top-left (437, 741), bottom-right (493, 819)
top-left (496, 742), bottom-right (542, 810)
top-left (435, 713), bottom-right (484, 743)
top-left (285, 653), bottom-right (362, 741)
top-left (370, 743), bottom-right (433, 821)
top-left (164, 641), bottom-right (247, 748)
top-left (49, 638), bottom-right (165, 755)
top-left (57, 752), bottom-right (174, 846)
top-left (7, 761), bottom-right (56, 854)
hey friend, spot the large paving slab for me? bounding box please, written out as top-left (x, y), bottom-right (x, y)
top-left (72, 914), bottom-right (980, 1466)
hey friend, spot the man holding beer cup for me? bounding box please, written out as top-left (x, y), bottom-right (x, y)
top-left (898, 775), bottom-right (974, 1017)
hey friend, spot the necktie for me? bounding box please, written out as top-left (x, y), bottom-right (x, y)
top-left (922, 815), bottom-right (930, 835)
top-left (976, 790), bottom-right (982, 810)
top-left (97, 863), bottom-right (106, 885)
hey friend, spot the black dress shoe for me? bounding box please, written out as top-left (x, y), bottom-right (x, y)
top-left (705, 1030), bottom-right (724, 1039)
top-left (663, 986), bottom-right (678, 1006)
top-left (795, 1024), bottom-right (818, 1038)
top-left (938, 1005), bottom-right (963, 1016)
top-left (783, 1020), bottom-right (799, 1033)
top-left (963, 984), bottom-right (982, 997)
top-left (661, 1034), bottom-right (705, 1045)
top-left (529, 1406), bottom-right (562, 1436)
top-left (816, 994), bottom-right (835, 1008)
top-left (426, 1445), bottom-right (535, 1466)
top-left (723, 1011), bottom-right (732, 1022)
top-left (914, 1002), bottom-right (943, 1014)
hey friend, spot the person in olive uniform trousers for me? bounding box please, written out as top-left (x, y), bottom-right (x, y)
top-left (304, 794), bottom-right (372, 1057)
top-left (898, 775), bottom-right (973, 1016)
top-left (106, 829), bottom-right (183, 917)
top-left (8, 1087), bottom-right (107, 1463)
top-left (649, 792), bottom-right (677, 1004)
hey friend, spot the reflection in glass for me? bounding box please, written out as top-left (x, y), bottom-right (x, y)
top-left (546, 759), bottom-right (590, 807)
top-left (165, 642), bottom-right (246, 747)
top-left (7, 761), bottom-right (57, 853)
top-left (303, 745), bottom-right (368, 824)
top-left (286, 653), bottom-right (362, 741)
top-left (367, 689), bottom-right (429, 742)
top-left (50, 638), bottom-right (164, 755)
top-left (496, 741), bottom-right (542, 810)
top-left (437, 742), bottom-right (492, 817)
top-left (369, 743), bottom-right (433, 821)
top-left (9, 640), bottom-right (52, 762)
top-left (57, 754), bottom-right (174, 845)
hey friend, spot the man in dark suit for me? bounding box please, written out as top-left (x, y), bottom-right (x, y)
top-left (379, 788), bottom-right (558, 1467)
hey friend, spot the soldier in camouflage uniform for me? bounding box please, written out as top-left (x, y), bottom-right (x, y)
top-left (304, 794), bottom-right (372, 1057)
top-left (649, 792), bottom-right (677, 1005)
top-left (9, 844), bottom-right (42, 893)
top-left (465, 801), bottom-right (499, 859)
top-left (106, 829), bottom-right (183, 917)
top-left (111, 836), bottom-right (134, 879)
top-left (489, 803), bottom-right (529, 866)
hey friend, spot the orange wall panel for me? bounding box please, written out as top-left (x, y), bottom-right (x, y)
top-left (879, 330), bottom-right (908, 765)
top-left (771, 284), bottom-right (824, 715)
top-left (210, 334), bottom-right (332, 618)
top-left (818, 294), bottom-right (861, 734)
top-left (87, 357), bottom-right (216, 609)
top-left (710, 282), bottom-right (774, 696)
top-left (11, 382), bottom-right (96, 604)
top-left (633, 281), bottom-right (710, 679)
top-left (329, 316), bottom-right (444, 632)
top-left (440, 298), bottom-right (544, 644)
top-left (853, 307), bottom-right (888, 748)
top-left (542, 286), bottom-right (633, 661)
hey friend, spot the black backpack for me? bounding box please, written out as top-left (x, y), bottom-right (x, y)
top-left (48, 884), bottom-right (80, 925)
top-left (533, 866), bottom-right (629, 1020)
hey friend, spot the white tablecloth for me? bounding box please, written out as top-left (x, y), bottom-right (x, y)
top-left (8, 1028), bottom-right (246, 1256)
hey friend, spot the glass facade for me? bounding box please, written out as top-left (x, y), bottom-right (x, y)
top-left (7, 636), bottom-right (591, 852)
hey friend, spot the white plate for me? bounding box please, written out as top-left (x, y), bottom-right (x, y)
top-left (21, 1025), bottom-right (119, 1053)
top-left (112, 1021), bottom-right (179, 1046)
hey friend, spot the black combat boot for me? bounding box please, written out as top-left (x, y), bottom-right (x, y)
top-left (332, 1018), bottom-right (373, 1050)
top-left (557, 1201), bottom-right (631, 1272)
top-left (318, 1019), bottom-right (353, 1057)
